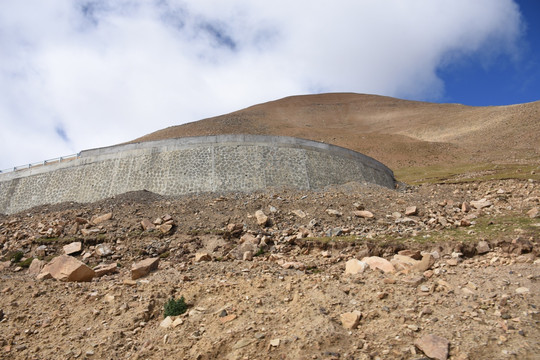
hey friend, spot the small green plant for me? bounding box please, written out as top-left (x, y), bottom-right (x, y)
top-left (159, 251), bottom-right (170, 259)
top-left (163, 296), bottom-right (187, 318)
top-left (11, 251), bottom-right (24, 262)
top-left (254, 248), bottom-right (265, 257)
top-left (18, 257), bottom-right (34, 268)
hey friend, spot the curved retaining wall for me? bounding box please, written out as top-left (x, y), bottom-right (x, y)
top-left (0, 135), bottom-right (395, 215)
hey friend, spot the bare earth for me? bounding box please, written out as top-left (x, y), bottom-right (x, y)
top-left (131, 93), bottom-right (540, 170)
top-left (1, 93), bottom-right (539, 360)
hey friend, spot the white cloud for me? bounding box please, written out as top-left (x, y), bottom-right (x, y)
top-left (0, 0), bottom-right (524, 169)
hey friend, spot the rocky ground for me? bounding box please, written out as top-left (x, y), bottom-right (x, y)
top-left (0, 179), bottom-right (539, 360)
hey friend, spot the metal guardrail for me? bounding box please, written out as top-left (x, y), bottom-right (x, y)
top-left (0, 153), bottom-right (80, 174)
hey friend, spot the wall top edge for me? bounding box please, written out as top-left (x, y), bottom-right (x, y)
top-left (0, 134), bottom-right (394, 181)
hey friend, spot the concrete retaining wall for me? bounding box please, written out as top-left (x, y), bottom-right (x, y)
top-left (0, 135), bottom-right (395, 215)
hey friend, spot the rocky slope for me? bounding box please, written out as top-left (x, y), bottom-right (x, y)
top-left (1, 179), bottom-right (539, 359)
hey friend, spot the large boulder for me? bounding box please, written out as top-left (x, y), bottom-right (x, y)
top-left (40, 255), bottom-right (95, 282)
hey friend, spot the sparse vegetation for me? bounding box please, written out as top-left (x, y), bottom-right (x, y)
top-left (18, 257), bottom-right (34, 268)
top-left (164, 296), bottom-right (187, 318)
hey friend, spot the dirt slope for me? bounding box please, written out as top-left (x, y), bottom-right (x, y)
top-left (131, 93), bottom-right (540, 169)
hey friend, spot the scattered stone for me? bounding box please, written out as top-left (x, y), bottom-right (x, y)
top-left (95, 244), bottom-right (113, 257)
top-left (63, 242), bottom-right (82, 255)
top-left (326, 209), bottom-right (343, 217)
top-left (281, 262), bottom-right (306, 271)
top-left (405, 206), bottom-right (418, 216)
top-left (527, 207), bottom-right (539, 218)
top-left (461, 202), bottom-right (471, 213)
top-left (158, 223), bottom-right (173, 234)
top-left (255, 210), bottom-right (268, 226)
top-left (91, 212), bottom-right (112, 225)
top-left (80, 228), bottom-right (101, 236)
top-left (345, 259), bottom-right (368, 275)
top-left (172, 318), bottom-right (184, 328)
top-left (232, 338), bottom-right (256, 350)
top-left (195, 253), bottom-right (212, 262)
top-left (160, 316), bottom-right (173, 328)
top-left (28, 259), bottom-right (45, 275)
top-left (361, 256), bottom-right (395, 273)
top-left (398, 249), bottom-right (422, 260)
top-left (292, 210), bottom-right (306, 218)
top-left (140, 219), bottom-right (155, 231)
top-left (270, 339), bottom-right (280, 347)
top-left (243, 251), bottom-right (253, 261)
top-left (35, 245), bottom-right (47, 257)
top-left (515, 287), bottom-right (530, 294)
top-left (470, 199), bottom-right (492, 210)
top-left (93, 263), bottom-right (118, 277)
top-left (219, 314), bottom-right (237, 324)
top-left (412, 254), bottom-right (435, 272)
top-left (414, 334), bottom-right (449, 360)
top-left (231, 234), bottom-right (260, 260)
top-left (40, 255), bottom-right (95, 282)
top-left (447, 258), bottom-right (459, 266)
top-left (354, 210), bottom-right (374, 219)
top-left (131, 257), bottom-right (159, 280)
top-left (391, 255), bottom-right (418, 271)
top-left (476, 241), bottom-right (491, 254)
top-left (340, 311), bottom-right (362, 329)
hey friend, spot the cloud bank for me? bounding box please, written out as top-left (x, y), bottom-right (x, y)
top-left (0, 0), bottom-right (524, 169)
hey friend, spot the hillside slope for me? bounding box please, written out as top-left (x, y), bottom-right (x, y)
top-left (131, 93), bottom-right (540, 172)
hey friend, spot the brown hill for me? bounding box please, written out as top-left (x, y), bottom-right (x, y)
top-left (131, 93), bottom-right (540, 179)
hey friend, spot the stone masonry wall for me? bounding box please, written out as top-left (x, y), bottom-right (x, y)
top-left (0, 135), bottom-right (395, 215)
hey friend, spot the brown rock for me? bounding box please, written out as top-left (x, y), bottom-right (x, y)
top-left (391, 255), bottom-right (418, 271)
top-left (470, 199), bottom-right (492, 210)
top-left (131, 257), bottom-right (159, 280)
top-left (405, 206), bottom-right (418, 216)
top-left (527, 207), bottom-right (539, 218)
top-left (40, 255), bottom-right (95, 282)
top-left (195, 253), bottom-right (212, 262)
top-left (398, 249), bottom-right (422, 260)
top-left (140, 219), bottom-right (155, 231)
top-left (412, 254), bottom-right (435, 272)
top-left (361, 256), bottom-right (395, 273)
top-left (91, 212), bottom-right (112, 225)
top-left (94, 263), bottom-right (118, 277)
top-left (219, 314), bottom-right (237, 324)
top-left (280, 261), bottom-right (306, 270)
top-left (354, 210), bottom-right (374, 219)
top-left (231, 234), bottom-right (260, 259)
top-left (63, 241), bottom-right (82, 255)
top-left (461, 202), bottom-right (471, 213)
top-left (476, 240), bottom-right (490, 254)
top-left (326, 209), bottom-right (343, 217)
top-left (414, 334), bottom-right (449, 360)
top-left (340, 311), bottom-right (362, 329)
top-left (158, 223), bottom-right (173, 234)
top-left (75, 217), bottom-right (88, 225)
top-left (243, 251), bottom-right (253, 261)
top-left (80, 228), bottom-right (100, 236)
top-left (28, 259), bottom-right (45, 275)
top-left (35, 245), bottom-right (47, 257)
top-left (0, 261), bottom-right (11, 271)
top-left (345, 259), bottom-right (367, 275)
top-left (255, 210), bottom-right (268, 226)
top-left (292, 210), bottom-right (306, 218)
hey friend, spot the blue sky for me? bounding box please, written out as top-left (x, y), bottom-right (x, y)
top-left (438, 0), bottom-right (540, 106)
top-left (0, 0), bottom-right (539, 169)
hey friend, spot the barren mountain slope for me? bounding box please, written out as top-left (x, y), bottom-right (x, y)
top-left (131, 93), bottom-right (540, 169)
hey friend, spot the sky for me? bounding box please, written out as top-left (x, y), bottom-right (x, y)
top-left (0, 0), bottom-right (539, 170)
